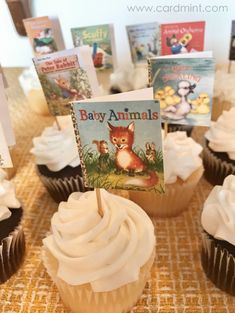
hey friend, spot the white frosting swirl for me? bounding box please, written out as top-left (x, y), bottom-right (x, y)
top-left (201, 175), bottom-right (235, 245)
top-left (0, 169), bottom-right (21, 222)
top-left (18, 66), bottom-right (41, 95)
top-left (164, 131), bottom-right (202, 184)
top-left (205, 108), bottom-right (235, 160)
top-left (30, 123), bottom-right (80, 172)
top-left (43, 189), bottom-right (155, 292)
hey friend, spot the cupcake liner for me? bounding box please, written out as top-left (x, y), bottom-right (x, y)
top-left (42, 247), bottom-right (155, 313)
top-left (211, 98), bottom-right (231, 121)
top-left (37, 170), bottom-right (88, 203)
top-left (0, 225), bottom-right (25, 284)
top-left (108, 189), bottom-right (130, 199)
top-left (27, 89), bottom-right (49, 116)
top-left (203, 144), bottom-right (235, 186)
top-left (161, 123), bottom-right (193, 136)
top-left (129, 166), bottom-right (203, 217)
top-left (201, 229), bottom-right (235, 296)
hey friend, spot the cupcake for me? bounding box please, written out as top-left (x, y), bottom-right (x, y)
top-left (0, 170), bottom-right (25, 283)
top-left (161, 123), bottom-right (193, 137)
top-left (31, 123), bottom-right (88, 202)
top-left (42, 189), bottom-right (155, 313)
top-left (129, 131), bottom-right (204, 217)
top-left (201, 175), bottom-right (235, 296)
top-left (203, 108), bottom-right (235, 186)
top-left (211, 69), bottom-right (235, 121)
top-left (19, 66), bottom-right (49, 116)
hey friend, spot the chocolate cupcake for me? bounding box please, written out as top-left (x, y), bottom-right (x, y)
top-left (201, 175), bottom-right (235, 296)
top-left (31, 122), bottom-right (88, 202)
top-left (161, 123), bottom-right (193, 136)
top-left (203, 108), bottom-right (235, 186)
top-left (0, 170), bottom-right (25, 284)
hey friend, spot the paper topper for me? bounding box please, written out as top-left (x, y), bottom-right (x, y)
top-left (71, 100), bottom-right (164, 193)
top-left (149, 51), bottom-right (215, 126)
top-left (0, 74), bottom-right (15, 146)
top-left (33, 47), bottom-right (99, 116)
top-left (0, 123), bottom-right (12, 168)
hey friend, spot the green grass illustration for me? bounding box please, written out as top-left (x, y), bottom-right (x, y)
top-left (82, 145), bottom-right (165, 193)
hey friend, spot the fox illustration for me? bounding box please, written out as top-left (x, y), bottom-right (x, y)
top-left (107, 121), bottom-right (158, 187)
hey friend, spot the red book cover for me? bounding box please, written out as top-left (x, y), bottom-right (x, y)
top-left (161, 21), bottom-right (205, 55)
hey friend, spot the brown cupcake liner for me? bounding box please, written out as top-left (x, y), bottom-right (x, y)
top-left (37, 171), bottom-right (88, 203)
top-left (42, 246), bottom-right (155, 313)
top-left (0, 225), bottom-right (25, 284)
top-left (203, 145), bottom-right (235, 186)
top-left (161, 124), bottom-right (193, 136)
top-left (129, 166), bottom-right (203, 218)
top-left (108, 189), bottom-right (130, 199)
top-left (201, 230), bottom-right (235, 296)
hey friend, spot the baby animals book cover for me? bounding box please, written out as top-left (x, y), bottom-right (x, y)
top-left (71, 100), bottom-right (164, 193)
top-left (23, 16), bottom-right (58, 56)
top-left (71, 24), bottom-right (114, 70)
top-left (149, 57), bottom-right (215, 126)
top-left (33, 49), bottom-right (93, 116)
top-left (161, 21), bottom-right (205, 55)
top-left (126, 22), bottom-right (160, 64)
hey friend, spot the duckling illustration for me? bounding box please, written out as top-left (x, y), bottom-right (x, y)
top-left (162, 80), bottom-right (196, 120)
top-left (154, 86), bottom-right (180, 109)
top-left (190, 93), bottom-right (210, 114)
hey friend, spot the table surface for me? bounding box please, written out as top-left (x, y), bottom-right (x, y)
top-left (1, 68), bottom-right (235, 313)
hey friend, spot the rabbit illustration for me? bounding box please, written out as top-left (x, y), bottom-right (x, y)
top-left (145, 142), bottom-right (157, 163)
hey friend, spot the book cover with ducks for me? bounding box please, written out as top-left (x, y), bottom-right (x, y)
top-left (161, 21), bottom-right (205, 56)
top-left (71, 24), bottom-right (116, 70)
top-left (126, 22), bottom-right (160, 64)
top-left (33, 47), bottom-right (99, 116)
top-left (149, 52), bottom-right (215, 126)
top-left (71, 100), bottom-right (165, 193)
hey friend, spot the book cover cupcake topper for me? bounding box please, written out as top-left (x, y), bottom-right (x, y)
top-left (71, 24), bottom-right (117, 70)
top-left (71, 100), bottom-right (164, 193)
top-left (149, 52), bottom-right (215, 126)
top-left (23, 16), bottom-right (59, 57)
top-left (126, 22), bottom-right (160, 64)
top-left (160, 21), bottom-right (205, 55)
top-left (0, 122), bottom-right (12, 168)
top-left (33, 47), bottom-right (99, 116)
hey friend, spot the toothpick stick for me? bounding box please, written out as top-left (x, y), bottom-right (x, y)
top-left (164, 122), bottom-right (168, 138)
top-left (95, 188), bottom-right (104, 217)
top-left (55, 116), bottom-right (61, 130)
top-left (228, 61), bottom-right (232, 74)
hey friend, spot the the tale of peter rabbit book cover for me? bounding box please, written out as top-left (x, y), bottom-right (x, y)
top-left (71, 100), bottom-right (164, 193)
top-left (33, 47), bottom-right (99, 116)
top-left (149, 55), bottom-right (215, 126)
